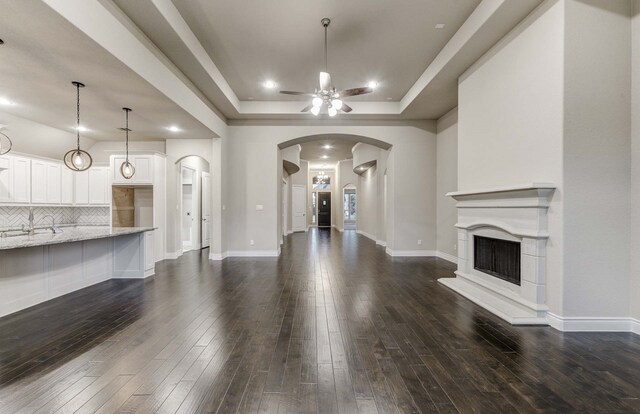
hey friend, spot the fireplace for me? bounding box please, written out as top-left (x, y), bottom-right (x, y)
top-left (438, 183), bottom-right (556, 325)
top-left (473, 236), bottom-right (521, 285)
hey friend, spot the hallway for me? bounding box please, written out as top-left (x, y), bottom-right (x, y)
top-left (1, 229), bottom-right (640, 413)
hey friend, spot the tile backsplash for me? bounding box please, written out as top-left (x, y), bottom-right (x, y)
top-left (0, 206), bottom-right (110, 230)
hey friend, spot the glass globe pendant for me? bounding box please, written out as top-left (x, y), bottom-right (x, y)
top-left (0, 130), bottom-right (12, 155)
top-left (119, 107), bottom-right (135, 179)
top-left (64, 81), bottom-right (92, 171)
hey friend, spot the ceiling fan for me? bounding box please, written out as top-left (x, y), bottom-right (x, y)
top-left (279, 18), bottom-right (373, 116)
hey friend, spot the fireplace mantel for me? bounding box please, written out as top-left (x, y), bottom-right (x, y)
top-left (439, 183), bottom-right (556, 325)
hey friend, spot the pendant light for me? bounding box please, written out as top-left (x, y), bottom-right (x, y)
top-left (119, 107), bottom-right (135, 179)
top-left (0, 129), bottom-right (12, 155)
top-left (64, 81), bottom-right (92, 171)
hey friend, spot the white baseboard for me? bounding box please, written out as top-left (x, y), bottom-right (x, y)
top-left (209, 251), bottom-right (228, 261)
top-left (376, 240), bottom-right (387, 247)
top-left (165, 249), bottom-right (183, 260)
top-left (286, 230), bottom-right (294, 235)
top-left (547, 313), bottom-right (640, 334)
top-left (356, 230), bottom-right (376, 241)
top-left (385, 248), bottom-right (437, 257)
top-left (435, 251), bottom-right (457, 264)
top-left (225, 250), bottom-right (280, 257)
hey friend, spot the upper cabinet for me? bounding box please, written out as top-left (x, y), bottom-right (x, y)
top-left (0, 153), bottom-right (109, 206)
top-left (111, 155), bottom-right (153, 185)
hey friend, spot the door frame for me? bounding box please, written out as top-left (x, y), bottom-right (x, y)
top-left (180, 165), bottom-right (197, 252)
top-left (201, 171), bottom-right (211, 249)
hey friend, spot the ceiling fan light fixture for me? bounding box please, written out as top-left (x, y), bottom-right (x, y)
top-left (331, 99), bottom-right (343, 110)
top-left (328, 106), bottom-right (337, 117)
top-left (310, 106), bottom-right (321, 116)
top-left (312, 97), bottom-right (323, 107)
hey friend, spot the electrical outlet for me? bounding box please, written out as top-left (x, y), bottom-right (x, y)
top-left (454, 243), bottom-right (457, 251)
top-left (417, 239), bottom-right (422, 246)
top-left (250, 240), bottom-right (254, 246)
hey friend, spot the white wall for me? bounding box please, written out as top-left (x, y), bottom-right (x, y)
top-left (357, 165), bottom-right (378, 240)
top-left (458, 0), bottom-right (633, 321)
top-left (630, 0), bottom-right (640, 324)
top-left (562, 0), bottom-right (631, 318)
top-left (436, 108), bottom-right (458, 260)
top-left (89, 140), bottom-right (166, 164)
top-left (225, 124), bottom-right (436, 255)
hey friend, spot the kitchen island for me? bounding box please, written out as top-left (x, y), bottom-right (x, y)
top-left (0, 226), bottom-right (155, 318)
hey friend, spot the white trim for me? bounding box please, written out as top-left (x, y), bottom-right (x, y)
top-left (209, 251), bottom-right (228, 261)
top-left (385, 248), bottom-right (437, 257)
top-left (435, 251), bottom-right (457, 264)
top-left (225, 250), bottom-right (280, 257)
top-left (356, 230), bottom-right (376, 241)
top-left (375, 240), bottom-right (387, 247)
top-left (165, 249), bottom-right (183, 260)
top-left (446, 183), bottom-right (556, 198)
top-left (547, 313), bottom-right (640, 334)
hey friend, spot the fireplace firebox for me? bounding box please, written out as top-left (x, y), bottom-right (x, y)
top-left (473, 235), bottom-right (521, 285)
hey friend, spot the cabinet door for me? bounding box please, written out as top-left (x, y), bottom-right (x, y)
top-left (145, 231), bottom-right (155, 270)
top-left (89, 167), bottom-right (107, 205)
top-left (31, 160), bottom-right (47, 204)
top-left (46, 163), bottom-right (61, 204)
top-left (0, 156), bottom-right (10, 202)
top-left (75, 170), bottom-right (89, 205)
top-left (133, 156), bottom-right (152, 183)
top-left (61, 167), bottom-right (74, 204)
top-left (11, 156), bottom-right (30, 203)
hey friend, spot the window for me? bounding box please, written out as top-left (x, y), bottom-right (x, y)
top-left (312, 176), bottom-right (330, 190)
top-left (312, 192), bottom-right (317, 224)
top-left (344, 191), bottom-right (356, 222)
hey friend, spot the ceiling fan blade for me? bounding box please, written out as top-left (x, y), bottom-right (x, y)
top-left (301, 104), bottom-right (313, 113)
top-left (338, 87), bottom-right (373, 97)
top-left (280, 90), bottom-right (313, 96)
top-left (340, 103), bottom-right (353, 113)
top-left (319, 72), bottom-right (332, 91)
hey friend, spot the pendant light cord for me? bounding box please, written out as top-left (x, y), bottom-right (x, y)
top-left (76, 83), bottom-right (81, 150)
top-left (125, 109), bottom-right (129, 162)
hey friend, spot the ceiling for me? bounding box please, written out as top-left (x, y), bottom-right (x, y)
top-left (1, 0), bottom-right (545, 138)
top-left (0, 0), bottom-right (214, 141)
top-left (300, 138), bottom-right (355, 170)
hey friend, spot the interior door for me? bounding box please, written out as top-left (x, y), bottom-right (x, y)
top-left (292, 185), bottom-right (306, 232)
top-left (201, 172), bottom-right (211, 248)
top-left (318, 192), bottom-right (331, 227)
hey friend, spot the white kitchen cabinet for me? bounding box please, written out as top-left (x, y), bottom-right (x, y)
top-left (74, 170), bottom-right (89, 205)
top-left (46, 163), bottom-right (61, 204)
top-left (145, 231), bottom-right (155, 270)
top-left (11, 156), bottom-right (31, 203)
top-left (88, 167), bottom-right (109, 205)
top-left (61, 167), bottom-right (74, 205)
top-left (31, 160), bottom-right (47, 204)
top-left (0, 156), bottom-right (10, 202)
top-left (111, 155), bottom-right (153, 185)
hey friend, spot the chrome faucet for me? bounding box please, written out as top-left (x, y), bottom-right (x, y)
top-left (42, 214), bottom-right (63, 234)
top-left (22, 207), bottom-right (35, 236)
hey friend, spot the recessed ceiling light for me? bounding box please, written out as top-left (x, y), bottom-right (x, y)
top-left (263, 80), bottom-right (277, 89)
top-left (387, 97), bottom-right (393, 101)
top-left (367, 81), bottom-right (379, 89)
top-left (247, 97), bottom-right (255, 100)
top-left (435, 23), bottom-right (445, 29)
top-left (321, 155), bottom-right (329, 159)
top-left (323, 145), bottom-right (332, 149)
top-left (74, 125), bottom-right (88, 132)
top-left (167, 125), bottom-right (180, 132)
top-left (0, 97), bottom-right (15, 106)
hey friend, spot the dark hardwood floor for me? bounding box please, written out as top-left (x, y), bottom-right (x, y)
top-left (1, 229), bottom-right (640, 413)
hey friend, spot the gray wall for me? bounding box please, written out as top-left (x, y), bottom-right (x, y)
top-left (436, 108), bottom-right (458, 259)
top-left (632, 0), bottom-right (640, 323)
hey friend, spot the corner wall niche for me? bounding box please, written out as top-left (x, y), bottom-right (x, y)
top-left (439, 183), bottom-right (555, 325)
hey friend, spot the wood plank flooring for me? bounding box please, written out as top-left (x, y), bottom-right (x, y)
top-left (1, 228), bottom-right (640, 413)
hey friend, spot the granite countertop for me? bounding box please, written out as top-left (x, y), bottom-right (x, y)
top-left (0, 226), bottom-right (156, 251)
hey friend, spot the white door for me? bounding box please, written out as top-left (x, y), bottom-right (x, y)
top-left (292, 185), bottom-right (306, 232)
top-left (201, 172), bottom-right (210, 248)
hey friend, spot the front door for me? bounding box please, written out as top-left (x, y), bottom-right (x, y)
top-left (318, 192), bottom-right (331, 227)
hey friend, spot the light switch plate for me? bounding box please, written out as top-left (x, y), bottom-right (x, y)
top-left (256, 205), bottom-right (264, 211)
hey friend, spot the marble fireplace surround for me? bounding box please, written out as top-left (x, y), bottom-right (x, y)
top-left (438, 183), bottom-right (556, 325)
